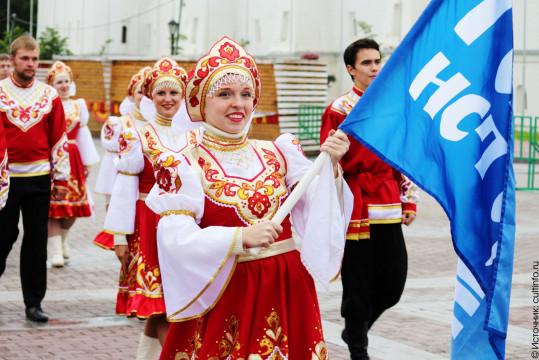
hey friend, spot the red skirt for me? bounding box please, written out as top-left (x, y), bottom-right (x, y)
top-left (93, 231), bottom-right (115, 250)
top-left (160, 250), bottom-right (329, 360)
top-left (49, 142), bottom-right (93, 218)
top-left (116, 199), bottom-right (166, 318)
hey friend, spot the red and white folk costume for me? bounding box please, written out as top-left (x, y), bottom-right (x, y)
top-left (145, 38), bottom-right (352, 360)
top-left (103, 57), bottom-right (198, 318)
top-left (93, 66), bottom-right (151, 250)
top-left (0, 76), bottom-right (69, 187)
top-left (46, 61), bottom-right (100, 218)
top-left (320, 85), bottom-right (418, 240)
top-left (0, 120), bottom-right (8, 210)
top-left (320, 83), bottom-right (418, 357)
top-left (0, 73), bottom-right (69, 310)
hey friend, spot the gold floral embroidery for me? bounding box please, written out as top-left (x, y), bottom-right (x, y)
top-left (175, 317), bottom-right (204, 360)
top-left (118, 130), bottom-right (137, 155)
top-left (248, 311), bottom-right (288, 360)
top-left (135, 241), bottom-right (163, 298)
top-left (193, 141), bottom-right (287, 224)
top-left (138, 125), bottom-right (200, 193)
top-left (209, 316), bottom-right (243, 360)
top-left (64, 99), bottom-right (80, 132)
top-left (311, 341), bottom-right (329, 360)
top-left (154, 155), bottom-right (182, 193)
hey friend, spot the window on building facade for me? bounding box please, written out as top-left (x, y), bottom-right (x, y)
top-left (280, 11), bottom-right (290, 41)
top-left (255, 19), bottom-right (261, 43)
top-left (191, 18), bottom-right (199, 44)
top-left (122, 26), bottom-right (127, 43)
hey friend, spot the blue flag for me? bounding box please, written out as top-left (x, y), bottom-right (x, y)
top-left (339, 0), bottom-right (516, 358)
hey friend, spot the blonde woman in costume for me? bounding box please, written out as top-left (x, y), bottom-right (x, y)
top-left (93, 66), bottom-right (152, 250)
top-left (145, 37), bottom-right (353, 359)
top-left (103, 57), bottom-right (200, 359)
top-left (46, 61), bottom-right (100, 267)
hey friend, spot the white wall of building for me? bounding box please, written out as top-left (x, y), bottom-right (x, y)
top-left (37, 0), bottom-right (538, 114)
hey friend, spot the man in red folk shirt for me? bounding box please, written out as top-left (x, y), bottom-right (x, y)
top-left (320, 38), bottom-right (419, 360)
top-left (0, 36), bottom-right (70, 323)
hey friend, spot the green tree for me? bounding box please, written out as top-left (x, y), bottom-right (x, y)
top-left (38, 27), bottom-right (73, 60)
top-left (357, 21), bottom-right (376, 39)
top-left (0, 26), bottom-right (27, 53)
top-left (98, 38), bottom-right (113, 56)
top-left (1, 0), bottom-right (38, 38)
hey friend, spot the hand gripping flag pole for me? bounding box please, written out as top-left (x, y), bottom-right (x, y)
top-left (248, 130), bottom-right (345, 255)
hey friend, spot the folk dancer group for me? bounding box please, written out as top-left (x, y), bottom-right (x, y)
top-left (0, 35), bottom-right (418, 360)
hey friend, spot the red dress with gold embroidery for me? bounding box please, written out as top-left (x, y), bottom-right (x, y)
top-left (49, 99), bottom-right (99, 218)
top-left (147, 128), bottom-right (343, 360)
top-left (104, 119), bottom-right (200, 318)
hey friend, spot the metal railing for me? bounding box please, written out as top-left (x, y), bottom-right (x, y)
top-left (515, 116), bottom-right (539, 191)
top-left (298, 104), bottom-right (326, 146)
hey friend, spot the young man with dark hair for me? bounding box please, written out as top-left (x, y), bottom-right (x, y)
top-left (320, 38), bottom-right (419, 360)
top-left (0, 36), bottom-right (69, 322)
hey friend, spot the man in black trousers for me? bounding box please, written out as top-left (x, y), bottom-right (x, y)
top-left (0, 36), bottom-right (69, 322)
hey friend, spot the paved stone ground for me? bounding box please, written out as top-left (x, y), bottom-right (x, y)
top-left (0, 138), bottom-right (537, 359)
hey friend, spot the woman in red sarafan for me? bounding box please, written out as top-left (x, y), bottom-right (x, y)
top-left (145, 37), bottom-right (353, 360)
top-left (46, 61), bottom-right (100, 268)
top-left (103, 56), bottom-right (201, 359)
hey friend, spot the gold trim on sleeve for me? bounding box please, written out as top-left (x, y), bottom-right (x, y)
top-left (118, 171), bottom-right (138, 176)
top-left (160, 210), bottom-right (196, 218)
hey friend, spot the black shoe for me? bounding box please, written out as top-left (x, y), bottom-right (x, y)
top-left (25, 306), bottom-right (49, 322)
top-left (341, 328), bottom-right (348, 344)
top-left (344, 318), bottom-right (370, 360)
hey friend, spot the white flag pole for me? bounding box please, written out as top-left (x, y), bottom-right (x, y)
top-left (272, 151), bottom-right (329, 224)
top-left (247, 129), bottom-right (345, 255)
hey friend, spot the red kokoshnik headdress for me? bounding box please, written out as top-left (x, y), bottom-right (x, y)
top-left (46, 61), bottom-right (73, 85)
top-left (186, 37), bottom-right (261, 122)
top-left (142, 56), bottom-right (188, 100)
top-left (127, 66), bottom-right (152, 98)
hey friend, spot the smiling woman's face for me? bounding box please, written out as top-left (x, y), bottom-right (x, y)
top-left (203, 82), bottom-right (254, 134)
top-left (52, 75), bottom-right (71, 98)
top-left (153, 87), bottom-right (182, 118)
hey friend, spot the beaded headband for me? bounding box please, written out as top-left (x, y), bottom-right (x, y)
top-left (142, 57), bottom-right (188, 100)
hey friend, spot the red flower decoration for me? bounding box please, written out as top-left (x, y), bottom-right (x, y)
top-left (156, 166), bottom-right (173, 192)
top-left (118, 135), bottom-right (128, 154)
top-left (247, 192), bottom-right (271, 219)
top-left (219, 42), bottom-right (240, 61)
top-left (103, 122), bottom-right (114, 140)
top-left (159, 60), bottom-right (173, 72)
